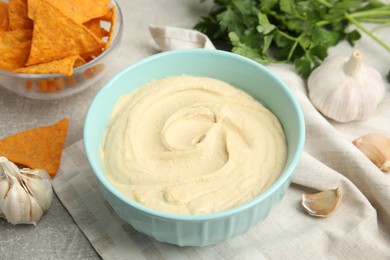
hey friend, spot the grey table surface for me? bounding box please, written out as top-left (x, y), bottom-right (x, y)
top-left (0, 0), bottom-right (212, 259)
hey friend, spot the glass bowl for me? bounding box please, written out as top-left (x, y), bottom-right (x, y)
top-left (0, 0), bottom-right (123, 100)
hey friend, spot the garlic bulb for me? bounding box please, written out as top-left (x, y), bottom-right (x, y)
top-left (353, 133), bottom-right (390, 172)
top-left (307, 50), bottom-right (386, 122)
top-left (0, 156), bottom-right (53, 225)
top-left (302, 187), bottom-right (342, 217)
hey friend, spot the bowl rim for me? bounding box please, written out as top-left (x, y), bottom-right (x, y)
top-left (84, 49), bottom-right (305, 221)
top-left (0, 0), bottom-right (123, 79)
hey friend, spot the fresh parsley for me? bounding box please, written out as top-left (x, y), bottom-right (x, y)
top-left (195, 0), bottom-right (390, 79)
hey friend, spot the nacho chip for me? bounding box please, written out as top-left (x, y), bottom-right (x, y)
top-left (36, 79), bottom-right (49, 92)
top-left (36, 78), bottom-right (66, 92)
top-left (15, 55), bottom-right (86, 76)
top-left (106, 5), bottom-right (116, 49)
top-left (82, 18), bottom-right (108, 58)
top-left (8, 0), bottom-right (33, 30)
top-left (84, 18), bottom-right (109, 40)
top-left (24, 80), bottom-right (33, 89)
top-left (50, 0), bottom-right (110, 24)
top-left (0, 40), bottom-right (31, 71)
top-left (26, 77), bottom-right (71, 93)
top-left (81, 48), bottom-right (104, 61)
top-left (28, 0), bottom-right (111, 24)
top-left (0, 2), bottom-right (9, 32)
top-left (0, 118), bottom-right (69, 176)
top-left (83, 63), bottom-right (105, 79)
top-left (26, 0), bottom-right (105, 66)
top-left (0, 29), bottom-right (32, 50)
top-left (49, 78), bottom-right (65, 90)
top-left (66, 76), bottom-right (77, 86)
top-left (26, 0), bottom-right (37, 20)
top-left (99, 6), bottom-right (114, 22)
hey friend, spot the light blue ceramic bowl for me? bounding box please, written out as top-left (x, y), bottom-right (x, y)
top-left (84, 49), bottom-right (305, 246)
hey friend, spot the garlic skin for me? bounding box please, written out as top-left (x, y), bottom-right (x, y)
top-left (0, 156), bottom-right (53, 225)
top-left (21, 169), bottom-right (53, 211)
top-left (308, 50), bottom-right (386, 123)
top-left (0, 175), bottom-right (9, 200)
top-left (302, 187), bottom-right (342, 217)
top-left (2, 174), bottom-right (34, 225)
top-left (353, 133), bottom-right (390, 172)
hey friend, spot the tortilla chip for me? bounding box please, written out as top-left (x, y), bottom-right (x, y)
top-left (83, 63), bottom-right (105, 79)
top-left (36, 78), bottom-right (66, 92)
top-left (0, 29), bottom-right (32, 50)
top-left (81, 48), bottom-right (104, 61)
top-left (99, 7), bottom-right (113, 22)
top-left (49, 78), bottom-right (65, 90)
top-left (15, 55), bottom-right (86, 76)
top-left (106, 6), bottom-right (116, 49)
top-left (26, 0), bottom-right (105, 66)
top-left (0, 2), bottom-right (9, 32)
top-left (26, 0), bottom-right (37, 20)
top-left (67, 76), bottom-right (76, 86)
top-left (82, 56), bottom-right (95, 63)
top-left (81, 18), bottom-right (107, 58)
top-left (83, 18), bottom-right (109, 39)
top-left (8, 0), bottom-right (33, 30)
top-left (0, 40), bottom-right (31, 71)
top-left (50, 0), bottom-right (110, 24)
top-left (24, 80), bottom-right (33, 89)
top-left (28, 0), bottom-right (111, 24)
top-left (0, 118), bottom-right (69, 176)
top-left (37, 79), bottom-right (48, 92)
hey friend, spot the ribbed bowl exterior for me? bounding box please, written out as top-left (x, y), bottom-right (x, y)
top-left (97, 174), bottom-right (292, 246)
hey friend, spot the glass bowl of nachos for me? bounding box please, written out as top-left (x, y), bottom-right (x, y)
top-left (0, 0), bottom-right (123, 100)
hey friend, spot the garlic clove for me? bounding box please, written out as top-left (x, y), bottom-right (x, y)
top-left (22, 169), bottom-right (53, 211)
top-left (1, 175), bottom-right (32, 225)
top-left (352, 133), bottom-right (390, 172)
top-left (18, 176), bottom-right (44, 225)
top-left (22, 168), bottom-right (51, 181)
top-left (0, 176), bottom-right (9, 200)
top-left (301, 187), bottom-right (342, 217)
top-left (29, 195), bottom-right (44, 225)
top-left (0, 156), bottom-right (23, 180)
top-left (0, 176), bottom-right (10, 217)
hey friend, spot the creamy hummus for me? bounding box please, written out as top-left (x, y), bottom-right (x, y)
top-left (102, 75), bottom-right (287, 215)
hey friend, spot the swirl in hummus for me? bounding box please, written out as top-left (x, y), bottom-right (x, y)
top-left (102, 75), bottom-right (287, 215)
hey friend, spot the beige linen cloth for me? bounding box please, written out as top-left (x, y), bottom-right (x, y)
top-left (52, 25), bottom-right (390, 259)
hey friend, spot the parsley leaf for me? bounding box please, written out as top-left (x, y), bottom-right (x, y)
top-left (195, 0), bottom-right (390, 79)
top-left (294, 56), bottom-right (312, 79)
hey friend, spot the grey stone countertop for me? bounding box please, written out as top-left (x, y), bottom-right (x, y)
top-left (0, 0), bottom-right (212, 259)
